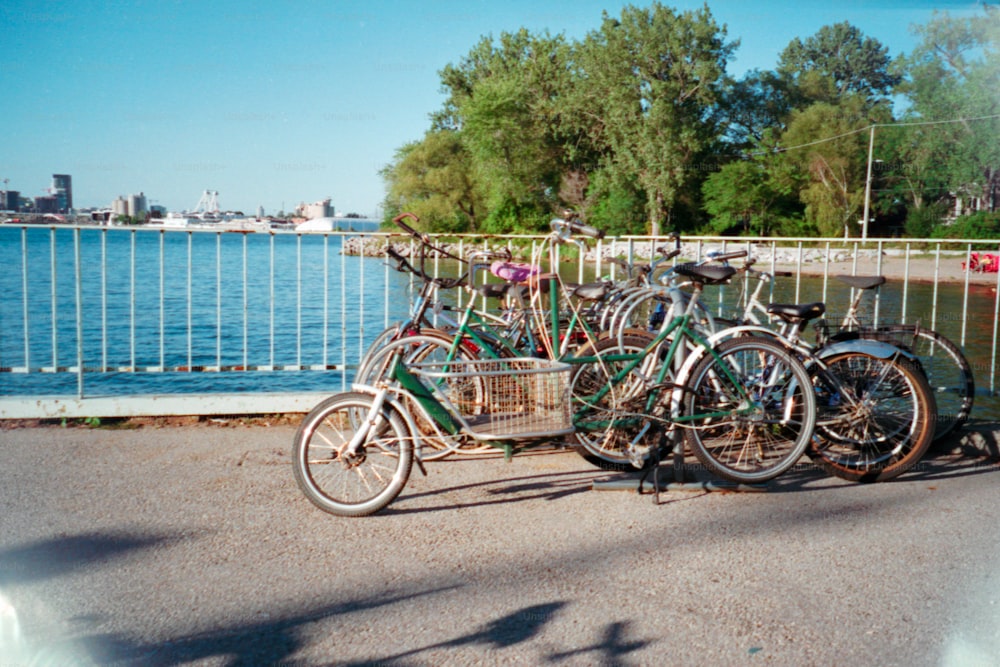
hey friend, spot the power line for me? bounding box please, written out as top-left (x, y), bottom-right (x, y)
top-left (749, 112), bottom-right (1000, 157)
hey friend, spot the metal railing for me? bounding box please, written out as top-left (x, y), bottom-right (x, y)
top-left (2, 224), bottom-right (999, 419)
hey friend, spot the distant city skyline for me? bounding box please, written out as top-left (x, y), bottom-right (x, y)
top-left (0, 0), bottom-right (981, 216)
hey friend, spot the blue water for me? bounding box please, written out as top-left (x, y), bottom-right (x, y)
top-left (3, 225), bottom-right (1000, 419)
top-left (0, 223), bottom-right (419, 396)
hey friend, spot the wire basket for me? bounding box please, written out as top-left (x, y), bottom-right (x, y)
top-left (818, 322), bottom-right (919, 351)
top-left (408, 357), bottom-right (574, 439)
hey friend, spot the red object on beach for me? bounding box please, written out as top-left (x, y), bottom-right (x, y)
top-left (962, 252), bottom-right (999, 273)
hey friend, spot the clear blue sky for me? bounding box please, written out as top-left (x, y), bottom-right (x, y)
top-left (0, 0), bottom-right (981, 217)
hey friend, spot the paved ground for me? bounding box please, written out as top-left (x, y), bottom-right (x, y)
top-left (2, 418), bottom-right (1000, 666)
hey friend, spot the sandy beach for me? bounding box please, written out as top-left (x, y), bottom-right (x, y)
top-left (672, 243), bottom-right (1000, 286)
top-left (779, 256), bottom-right (1000, 286)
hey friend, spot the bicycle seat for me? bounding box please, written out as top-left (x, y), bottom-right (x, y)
top-left (766, 302), bottom-right (826, 323)
top-left (672, 263), bottom-right (736, 284)
top-left (476, 283), bottom-right (512, 299)
top-left (569, 282), bottom-right (610, 301)
top-left (491, 260), bottom-right (539, 283)
top-left (836, 275), bottom-right (886, 290)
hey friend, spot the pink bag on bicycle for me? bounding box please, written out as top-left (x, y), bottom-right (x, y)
top-left (491, 261), bottom-right (539, 283)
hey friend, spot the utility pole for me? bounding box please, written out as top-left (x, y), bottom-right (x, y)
top-left (862, 125), bottom-right (875, 241)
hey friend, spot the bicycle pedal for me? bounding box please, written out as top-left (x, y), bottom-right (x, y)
top-left (627, 445), bottom-right (648, 469)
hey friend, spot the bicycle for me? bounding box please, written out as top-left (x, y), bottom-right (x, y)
top-left (292, 216), bottom-right (818, 516)
top-left (704, 260), bottom-right (939, 482)
top-left (817, 274), bottom-right (974, 443)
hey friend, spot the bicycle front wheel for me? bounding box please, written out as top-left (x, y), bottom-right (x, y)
top-left (355, 334), bottom-right (486, 459)
top-left (683, 337), bottom-right (816, 484)
top-left (292, 392), bottom-right (413, 517)
top-left (569, 332), bottom-right (662, 471)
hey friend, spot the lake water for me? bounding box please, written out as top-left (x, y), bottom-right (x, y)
top-left (2, 225), bottom-right (999, 420)
top-left (0, 223), bottom-right (406, 396)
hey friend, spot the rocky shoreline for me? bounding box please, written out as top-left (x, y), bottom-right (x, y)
top-left (342, 236), bottom-right (999, 285)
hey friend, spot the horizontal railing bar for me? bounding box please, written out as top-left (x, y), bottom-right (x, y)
top-left (0, 392), bottom-right (334, 420)
top-left (12, 221), bottom-right (1000, 248)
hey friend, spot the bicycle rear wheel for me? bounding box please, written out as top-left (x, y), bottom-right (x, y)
top-left (683, 337), bottom-right (816, 484)
top-left (292, 392), bottom-right (413, 517)
top-left (808, 351), bottom-right (936, 482)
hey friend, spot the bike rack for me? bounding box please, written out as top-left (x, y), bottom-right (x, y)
top-left (590, 432), bottom-right (769, 500)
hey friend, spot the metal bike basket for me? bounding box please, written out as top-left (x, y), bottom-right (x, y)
top-left (409, 357), bottom-right (574, 440)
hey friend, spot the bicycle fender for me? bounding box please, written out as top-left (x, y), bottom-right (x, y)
top-left (704, 324), bottom-right (782, 346)
top-left (817, 338), bottom-right (917, 363)
top-left (667, 341), bottom-right (718, 419)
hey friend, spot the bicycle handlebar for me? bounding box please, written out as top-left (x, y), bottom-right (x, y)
top-left (706, 250), bottom-right (748, 262)
top-left (385, 246), bottom-right (466, 289)
top-left (467, 248), bottom-right (513, 263)
top-left (392, 212), bottom-right (424, 240)
top-left (550, 217), bottom-right (605, 240)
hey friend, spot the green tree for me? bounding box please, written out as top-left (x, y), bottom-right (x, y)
top-left (717, 69), bottom-right (796, 149)
top-left (572, 2), bottom-right (736, 235)
top-left (873, 123), bottom-right (951, 219)
top-left (779, 96), bottom-right (890, 237)
top-left (436, 29), bottom-right (580, 232)
top-left (583, 168), bottom-right (648, 236)
top-left (380, 129), bottom-right (481, 233)
top-left (896, 6), bottom-right (1000, 215)
top-left (778, 21), bottom-right (902, 105)
top-left (702, 144), bottom-right (803, 236)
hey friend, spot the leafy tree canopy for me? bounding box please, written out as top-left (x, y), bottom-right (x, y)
top-left (778, 21), bottom-right (901, 104)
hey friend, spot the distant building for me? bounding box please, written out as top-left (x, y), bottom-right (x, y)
top-left (52, 174), bottom-right (72, 213)
top-left (112, 196), bottom-right (129, 217)
top-left (128, 192), bottom-right (147, 217)
top-left (0, 190), bottom-right (20, 212)
top-left (296, 198), bottom-right (333, 219)
top-left (35, 195), bottom-right (60, 213)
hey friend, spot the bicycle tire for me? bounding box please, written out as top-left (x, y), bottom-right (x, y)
top-left (876, 325), bottom-right (974, 442)
top-left (807, 351), bottom-right (936, 482)
top-left (356, 335), bottom-right (490, 459)
top-left (292, 392), bottom-right (413, 517)
top-left (356, 328), bottom-right (457, 386)
top-left (569, 332), bottom-right (663, 471)
top-left (683, 336), bottom-right (817, 484)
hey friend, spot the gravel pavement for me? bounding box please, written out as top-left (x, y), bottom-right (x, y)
top-left (2, 419), bottom-right (1000, 666)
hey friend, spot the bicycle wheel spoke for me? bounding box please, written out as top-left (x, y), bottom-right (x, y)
top-left (809, 351), bottom-right (935, 482)
top-left (292, 393), bottom-right (413, 517)
top-left (684, 338), bottom-right (816, 484)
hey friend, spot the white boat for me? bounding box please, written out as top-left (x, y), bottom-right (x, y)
top-left (161, 191), bottom-right (234, 227)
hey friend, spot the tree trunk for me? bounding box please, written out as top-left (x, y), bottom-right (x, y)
top-left (650, 191), bottom-right (666, 237)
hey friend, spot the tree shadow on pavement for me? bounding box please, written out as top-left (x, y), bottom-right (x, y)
top-left (340, 601), bottom-right (653, 666)
top-left (339, 601), bottom-right (568, 666)
top-left (0, 530), bottom-right (179, 587)
top-left (78, 585), bottom-right (464, 666)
